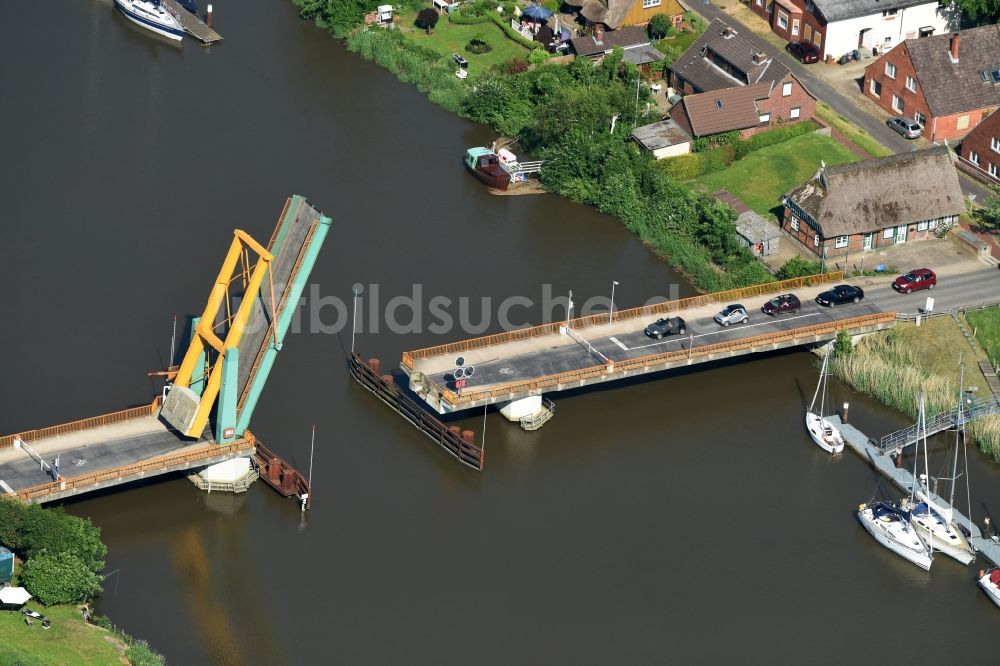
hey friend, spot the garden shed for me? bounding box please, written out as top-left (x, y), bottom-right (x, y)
top-left (735, 210), bottom-right (780, 257)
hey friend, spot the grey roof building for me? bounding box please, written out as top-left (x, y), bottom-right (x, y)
top-left (668, 19), bottom-right (790, 94)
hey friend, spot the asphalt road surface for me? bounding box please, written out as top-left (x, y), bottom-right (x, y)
top-left (431, 267), bottom-right (998, 391)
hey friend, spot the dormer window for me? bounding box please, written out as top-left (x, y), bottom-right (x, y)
top-left (716, 99), bottom-right (723, 110)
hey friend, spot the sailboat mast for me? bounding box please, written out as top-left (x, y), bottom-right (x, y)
top-left (810, 352), bottom-right (827, 414)
top-left (911, 394), bottom-right (923, 504)
top-left (948, 358), bottom-right (964, 517)
top-left (920, 392), bottom-right (934, 556)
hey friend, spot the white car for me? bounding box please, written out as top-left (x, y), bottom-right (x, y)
top-left (714, 304), bottom-right (748, 327)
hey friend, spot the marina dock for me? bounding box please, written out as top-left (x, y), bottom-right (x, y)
top-left (161, 0), bottom-right (222, 44)
top-left (829, 414), bottom-right (1000, 567)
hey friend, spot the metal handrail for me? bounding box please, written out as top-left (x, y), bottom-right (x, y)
top-left (0, 397), bottom-right (162, 450)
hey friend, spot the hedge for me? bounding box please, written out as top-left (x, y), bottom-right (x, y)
top-left (448, 11), bottom-right (541, 49)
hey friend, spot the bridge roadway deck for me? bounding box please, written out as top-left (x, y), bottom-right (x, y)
top-left (404, 267), bottom-right (1000, 413)
top-left (0, 415), bottom-right (211, 495)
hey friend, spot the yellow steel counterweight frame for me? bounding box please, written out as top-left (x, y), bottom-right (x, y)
top-left (172, 230), bottom-right (274, 437)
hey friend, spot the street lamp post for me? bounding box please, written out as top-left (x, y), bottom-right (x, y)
top-left (351, 284), bottom-right (362, 355)
top-left (609, 281), bottom-right (619, 324)
top-left (566, 289), bottom-right (574, 331)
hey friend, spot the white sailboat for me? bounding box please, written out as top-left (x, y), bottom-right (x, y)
top-left (977, 569), bottom-right (1000, 609)
top-left (908, 367), bottom-right (976, 565)
top-left (805, 352), bottom-right (845, 454)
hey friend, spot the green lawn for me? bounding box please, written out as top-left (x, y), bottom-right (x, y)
top-left (399, 12), bottom-right (530, 76)
top-left (966, 306), bottom-right (1000, 366)
top-left (654, 11), bottom-right (707, 58)
top-left (688, 133), bottom-right (859, 216)
top-left (815, 102), bottom-right (892, 158)
top-left (0, 604), bottom-right (127, 665)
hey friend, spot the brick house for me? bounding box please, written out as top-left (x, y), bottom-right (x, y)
top-left (862, 26), bottom-right (1000, 142)
top-left (747, 0), bottom-right (951, 63)
top-left (960, 108), bottom-right (1000, 183)
top-left (564, 0), bottom-right (684, 31)
top-left (667, 19), bottom-right (817, 136)
top-left (782, 146), bottom-right (964, 258)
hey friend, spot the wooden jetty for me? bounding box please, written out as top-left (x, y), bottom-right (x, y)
top-left (829, 415), bottom-right (1000, 567)
top-left (161, 0), bottom-right (223, 44)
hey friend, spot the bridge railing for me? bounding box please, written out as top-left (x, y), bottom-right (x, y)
top-left (439, 311), bottom-right (895, 406)
top-left (14, 437), bottom-right (255, 502)
top-left (0, 397), bottom-right (162, 450)
top-left (402, 272), bottom-right (844, 369)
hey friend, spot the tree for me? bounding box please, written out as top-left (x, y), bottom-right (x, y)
top-left (950, 0), bottom-right (1000, 23)
top-left (415, 7), bottom-right (439, 34)
top-left (19, 506), bottom-right (106, 573)
top-left (648, 14), bottom-right (672, 40)
top-left (833, 329), bottom-right (853, 358)
top-left (20, 552), bottom-right (102, 605)
top-left (976, 186), bottom-right (1000, 231)
top-left (601, 46), bottom-right (624, 81)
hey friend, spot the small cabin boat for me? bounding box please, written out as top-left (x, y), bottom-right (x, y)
top-left (463, 146), bottom-right (543, 191)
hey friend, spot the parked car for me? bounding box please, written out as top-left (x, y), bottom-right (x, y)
top-left (786, 41), bottom-right (820, 64)
top-left (761, 293), bottom-right (802, 316)
top-left (892, 268), bottom-right (937, 293)
top-left (816, 284), bottom-right (865, 307)
top-left (714, 304), bottom-right (749, 327)
top-left (886, 116), bottom-right (922, 139)
top-left (644, 316), bottom-right (686, 339)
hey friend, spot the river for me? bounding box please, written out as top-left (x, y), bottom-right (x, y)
top-left (2, 0), bottom-right (999, 663)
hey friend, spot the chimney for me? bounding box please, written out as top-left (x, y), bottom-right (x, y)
top-left (949, 32), bottom-right (960, 62)
top-left (752, 51), bottom-right (768, 65)
top-left (723, 27), bottom-right (736, 39)
top-left (594, 24), bottom-right (604, 46)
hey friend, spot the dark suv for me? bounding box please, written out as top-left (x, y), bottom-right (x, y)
top-left (644, 316), bottom-right (686, 339)
top-left (892, 268), bottom-right (936, 294)
top-left (786, 41), bottom-right (819, 63)
top-left (761, 293), bottom-right (801, 316)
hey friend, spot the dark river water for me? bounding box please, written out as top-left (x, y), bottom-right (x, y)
top-left (2, 1), bottom-right (1000, 663)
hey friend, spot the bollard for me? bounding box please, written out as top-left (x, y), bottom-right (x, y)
top-left (461, 430), bottom-right (475, 446)
top-left (842, 402), bottom-right (849, 423)
top-left (206, 3), bottom-right (213, 27)
top-left (381, 374), bottom-right (394, 385)
top-left (986, 517), bottom-right (993, 539)
top-left (368, 358), bottom-right (381, 375)
top-left (449, 426), bottom-right (462, 438)
top-left (895, 448), bottom-right (903, 469)
top-left (268, 457), bottom-right (281, 482)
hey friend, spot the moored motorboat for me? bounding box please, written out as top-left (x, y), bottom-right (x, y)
top-left (977, 569), bottom-right (1000, 609)
top-left (114, 0), bottom-right (185, 41)
top-left (464, 147), bottom-right (510, 190)
top-left (857, 501), bottom-right (933, 570)
top-left (805, 352), bottom-right (844, 454)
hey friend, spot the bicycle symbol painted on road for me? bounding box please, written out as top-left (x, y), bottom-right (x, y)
top-left (499, 367), bottom-right (513, 375)
top-left (72, 458), bottom-right (87, 466)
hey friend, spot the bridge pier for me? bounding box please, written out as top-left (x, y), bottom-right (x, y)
top-left (189, 456), bottom-right (258, 494)
top-left (499, 395), bottom-right (542, 422)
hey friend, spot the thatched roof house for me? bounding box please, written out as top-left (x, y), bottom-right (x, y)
top-left (781, 145), bottom-right (964, 257)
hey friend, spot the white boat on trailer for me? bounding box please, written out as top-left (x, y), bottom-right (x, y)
top-left (857, 501), bottom-right (934, 570)
top-left (977, 569), bottom-right (1000, 609)
top-left (805, 352), bottom-right (844, 454)
top-left (114, 0), bottom-right (185, 41)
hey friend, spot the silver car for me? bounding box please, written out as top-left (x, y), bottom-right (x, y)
top-left (714, 304), bottom-right (749, 327)
top-left (887, 116), bottom-right (922, 139)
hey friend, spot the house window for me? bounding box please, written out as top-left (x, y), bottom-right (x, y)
top-left (957, 115), bottom-right (970, 130)
top-left (892, 95), bottom-right (904, 113)
top-left (777, 12), bottom-right (788, 29)
top-left (914, 111), bottom-right (926, 126)
top-left (870, 79), bottom-right (881, 97)
top-left (792, 19), bottom-right (799, 36)
top-left (759, 112), bottom-right (771, 123)
top-left (917, 221), bottom-right (928, 231)
top-left (791, 215), bottom-right (800, 231)
top-left (813, 31), bottom-right (822, 48)
top-left (790, 106), bottom-right (801, 119)
top-left (885, 62), bottom-right (897, 79)
top-left (929, 218), bottom-right (938, 229)
top-left (970, 150), bottom-right (980, 165)
top-left (782, 81), bottom-right (792, 96)
top-left (905, 76), bottom-right (916, 92)
top-left (814, 234), bottom-right (820, 247)
top-left (883, 228), bottom-right (894, 239)
top-left (882, 8), bottom-right (898, 16)
top-left (991, 136), bottom-right (1000, 153)
top-left (835, 236), bottom-right (849, 248)
top-left (990, 163), bottom-right (999, 178)
top-left (756, 0), bottom-right (762, 5)
top-left (642, 0), bottom-right (661, 7)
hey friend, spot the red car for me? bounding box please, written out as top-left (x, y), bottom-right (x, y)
top-left (761, 293), bottom-right (801, 315)
top-left (892, 268), bottom-right (937, 294)
top-left (786, 42), bottom-right (820, 64)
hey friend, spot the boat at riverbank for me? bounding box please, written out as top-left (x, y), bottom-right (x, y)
top-left (805, 353), bottom-right (844, 454)
top-left (463, 146), bottom-right (542, 191)
top-left (113, 0), bottom-right (185, 41)
top-left (978, 569), bottom-right (1000, 608)
top-left (857, 501), bottom-right (934, 570)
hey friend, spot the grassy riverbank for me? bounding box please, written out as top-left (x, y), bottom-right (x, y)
top-left (829, 317), bottom-right (1000, 461)
top-left (967, 306), bottom-right (1000, 366)
top-left (0, 604), bottom-right (125, 665)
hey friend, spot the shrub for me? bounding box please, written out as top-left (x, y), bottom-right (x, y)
top-left (415, 7), bottom-right (440, 32)
top-left (527, 48), bottom-right (549, 65)
top-left (451, 10), bottom-right (489, 22)
top-left (833, 329), bottom-right (853, 358)
top-left (742, 120), bottom-right (818, 152)
top-left (776, 255), bottom-right (822, 280)
top-left (692, 130), bottom-right (741, 152)
top-left (20, 552), bottom-right (102, 605)
top-left (648, 14), bottom-right (673, 39)
top-left (125, 641), bottom-right (166, 666)
top-left (466, 33), bottom-right (492, 54)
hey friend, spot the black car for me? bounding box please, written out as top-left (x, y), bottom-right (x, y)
top-left (644, 316), bottom-right (686, 339)
top-left (815, 284), bottom-right (865, 307)
top-left (786, 41), bottom-right (820, 63)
